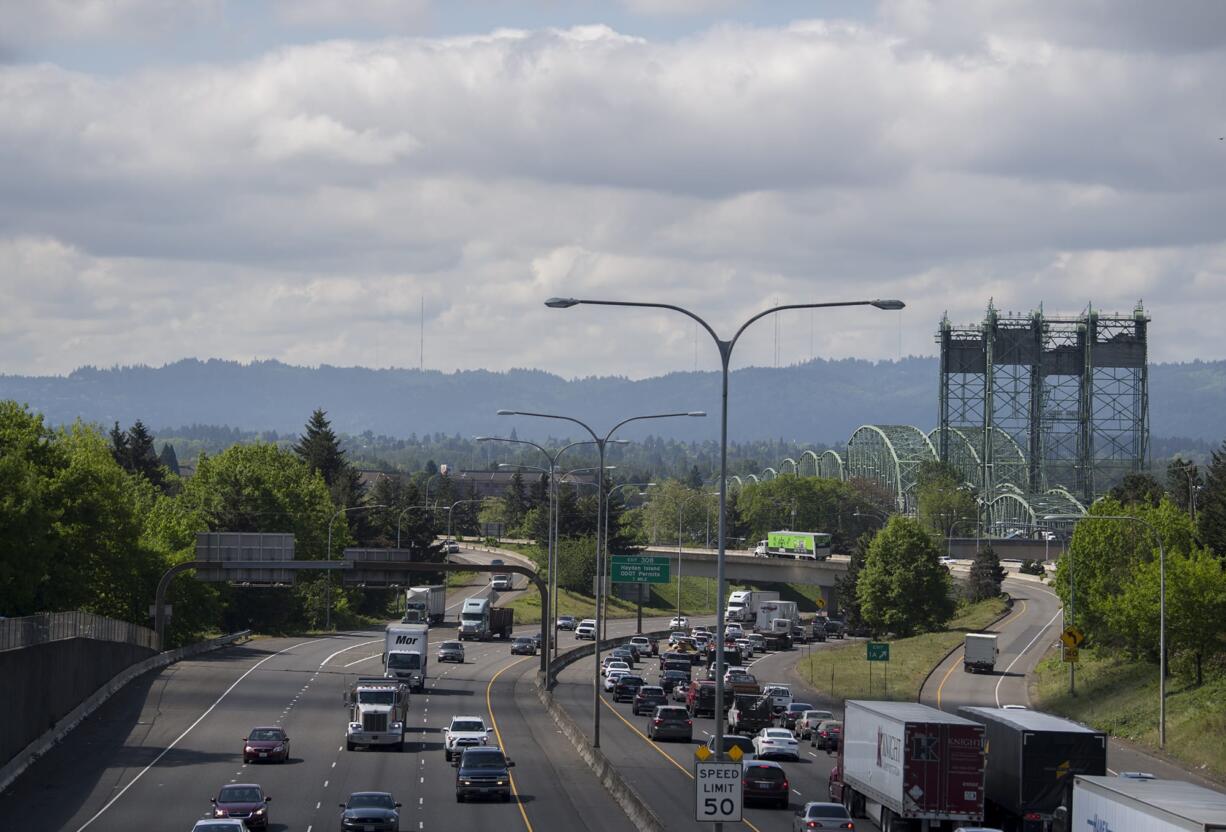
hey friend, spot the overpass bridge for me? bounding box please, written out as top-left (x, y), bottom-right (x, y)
top-left (640, 546), bottom-right (847, 608)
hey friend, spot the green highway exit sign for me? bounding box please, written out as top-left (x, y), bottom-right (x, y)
top-left (866, 642), bottom-right (890, 662)
top-left (611, 555), bottom-right (671, 584)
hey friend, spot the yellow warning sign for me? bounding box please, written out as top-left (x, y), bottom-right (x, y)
top-left (727, 744), bottom-right (744, 762)
top-left (1056, 760), bottom-right (1071, 779)
top-left (694, 744), bottom-right (711, 761)
top-left (1060, 626), bottom-right (1085, 648)
top-left (816, 598), bottom-right (826, 609)
top-left (1062, 644), bottom-right (1080, 663)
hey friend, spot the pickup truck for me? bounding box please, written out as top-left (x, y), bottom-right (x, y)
top-left (727, 694), bottom-right (775, 736)
top-left (725, 671), bottom-right (762, 697)
top-left (762, 684), bottom-right (793, 714)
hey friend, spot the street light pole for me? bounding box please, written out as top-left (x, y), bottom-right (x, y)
top-left (546, 295), bottom-right (903, 776)
top-left (396, 505), bottom-right (433, 549)
top-left (325, 503), bottom-right (389, 630)
top-left (497, 408), bottom-right (704, 748)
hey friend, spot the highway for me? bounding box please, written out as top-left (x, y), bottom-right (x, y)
top-left (0, 549), bottom-right (639, 832)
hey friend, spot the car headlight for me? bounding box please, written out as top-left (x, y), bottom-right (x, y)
top-left (273, 744), bottom-right (284, 752)
top-left (254, 807), bottom-right (265, 815)
top-left (391, 723), bottom-right (403, 730)
top-left (496, 780), bottom-right (505, 785)
top-left (245, 746), bottom-right (254, 752)
top-left (462, 780), bottom-right (473, 786)
top-left (349, 722), bottom-right (362, 731)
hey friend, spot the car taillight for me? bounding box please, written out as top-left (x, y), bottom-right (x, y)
top-left (806, 823), bottom-right (817, 829)
top-left (653, 719), bottom-right (663, 725)
top-left (686, 719), bottom-right (692, 725)
top-left (1025, 812), bottom-right (1042, 820)
top-left (782, 780), bottom-right (789, 790)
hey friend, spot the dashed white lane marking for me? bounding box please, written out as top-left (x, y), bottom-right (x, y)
top-left (74, 640), bottom-right (308, 831)
top-left (324, 780), bottom-right (329, 788)
top-left (331, 761), bottom-right (336, 768)
top-left (793, 789), bottom-right (803, 795)
top-left (420, 776), bottom-right (425, 783)
top-left (315, 801), bottom-right (320, 809)
top-left (807, 752), bottom-right (818, 758)
top-left (338, 745), bottom-right (343, 752)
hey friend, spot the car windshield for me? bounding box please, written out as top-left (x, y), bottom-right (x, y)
top-left (248, 729), bottom-right (283, 741)
top-left (744, 765), bottom-right (784, 782)
top-left (514, 638), bottom-right (532, 645)
top-left (820, 721), bottom-right (842, 731)
top-left (357, 691), bottom-right (395, 705)
top-left (218, 787), bottom-right (262, 803)
top-left (764, 730), bottom-right (792, 739)
top-left (451, 720), bottom-right (485, 732)
top-left (619, 676), bottom-right (644, 685)
top-left (658, 708), bottom-right (687, 718)
top-left (194, 824), bottom-right (243, 831)
top-left (440, 642), bottom-right (461, 650)
top-left (461, 612), bottom-right (483, 622)
top-left (388, 653), bottom-right (420, 669)
top-left (804, 711), bottom-right (830, 720)
top-left (806, 804), bottom-right (849, 818)
top-left (462, 751), bottom-right (506, 769)
top-left (789, 704), bottom-right (811, 713)
top-left (639, 687), bottom-right (664, 696)
top-left (348, 793), bottom-right (395, 809)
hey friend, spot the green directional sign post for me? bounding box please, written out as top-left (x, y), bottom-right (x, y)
top-left (611, 555), bottom-right (671, 584)
top-left (867, 641), bottom-right (890, 697)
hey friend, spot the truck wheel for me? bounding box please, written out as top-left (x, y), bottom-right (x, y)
top-left (396, 739), bottom-right (404, 752)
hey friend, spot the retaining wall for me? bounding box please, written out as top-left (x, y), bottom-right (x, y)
top-left (0, 638), bottom-right (155, 766)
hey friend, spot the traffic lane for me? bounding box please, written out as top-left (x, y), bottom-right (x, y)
top-left (919, 577), bottom-right (1063, 711)
top-left (0, 634), bottom-right (317, 831)
top-left (555, 647), bottom-right (861, 832)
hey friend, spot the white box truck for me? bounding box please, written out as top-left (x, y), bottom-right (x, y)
top-left (403, 585), bottom-right (446, 625)
top-left (754, 600), bottom-right (798, 649)
top-left (963, 633), bottom-right (999, 673)
top-left (837, 700), bottom-right (986, 830)
top-left (725, 590), bottom-right (780, 623)
top-left (383, 623), bottom-right (428, 691)
top-left (1070, 775), bottom-right (1226, 832)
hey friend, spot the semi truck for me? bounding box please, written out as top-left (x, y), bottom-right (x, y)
top-left (383, 623), bottom-right (429, 691)
top-left (754, 600), bottom-right (798, 650)
top-left (725, 589), bottom-right (780, 623)
top-left (1068, 775), bottom-right (1226, 832)
top-left (959, 706), bottom-right (1106, 831)
top-left (344, 677), bottom-right (409, 751)
top-left (402, 585), bottom-right (446, 625)
top-left (457, 596), bottom-right (514, 641)
top-left (837, 700), bottom-right (986, 831)
top-left (964, 633), bottom-right (999, 673)
top-left (752, 531), bottom-right (833, 560)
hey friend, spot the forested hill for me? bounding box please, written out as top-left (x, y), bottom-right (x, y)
top-left (1, 357), bottom-right (1222, 445)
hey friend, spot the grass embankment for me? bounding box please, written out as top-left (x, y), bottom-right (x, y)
top-left (504, 575), bottom-right (722, 625)
top-left (795, 597), bottom-right (1011, 702)
top-left (1033, 648), bottom-right (1226, 783)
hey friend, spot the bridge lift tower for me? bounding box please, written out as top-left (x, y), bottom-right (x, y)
top-left (936, 301), bottom-right (1149, 504)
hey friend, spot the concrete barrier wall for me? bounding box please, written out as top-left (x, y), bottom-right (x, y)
top-left (0, 638), bottom-right (155, 766)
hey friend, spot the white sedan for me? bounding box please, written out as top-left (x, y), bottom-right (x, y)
top-left (752, 728), bottom-right (800, 761)
top-left (603, 669), bottom-right (629, 691)
top-left (602, 660), bottom-right (630, 678)
top-left (670, 616), bottom-right (689, 629)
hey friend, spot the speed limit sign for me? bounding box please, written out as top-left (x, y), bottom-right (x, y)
top-left (695, 761), bottom-right (742, 822)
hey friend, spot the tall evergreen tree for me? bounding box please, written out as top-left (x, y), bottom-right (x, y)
top-left (686, 465), bottom-right (705, 489)
top-left (109, 421), bottom-right (130, 469)
top-left (1198, 440), bottom-right (1226, 558)
top-left (503, 472), bottom-right (528, 530)
top-left (967, 544), bottom-right (1007, 601)
top-left (1167, 457), bottom-right (1202, 515)
top-left (834, 532), bottom-right (871, 628)
top-left (158, 442), bottom-right (181, 476)
top-left (1107, 472), bottom-right (1164, 507)
top-left (293, 408), bottom-right (360, 506)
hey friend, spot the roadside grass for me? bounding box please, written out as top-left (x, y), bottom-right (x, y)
top-left (503, 576), bottom-right (723, 625)
top-left (446, 570), bottom-right (478, 587)
top-left (1033, 647), bottom-right (1226, 783)
top-left (795, 596), bottom-right (1011, 703)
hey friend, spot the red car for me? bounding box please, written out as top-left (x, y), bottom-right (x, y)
top-left (243, 727), bottom-right (290, 764)
top-left (210, 783), bottom-right (271, 829)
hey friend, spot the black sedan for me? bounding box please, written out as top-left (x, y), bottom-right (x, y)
top-left (339, 791), bottom-right (401, 832)
top-left (612, 674), bottom-right (647, 702)
top-left (510, 637), bottom-right (536, 655)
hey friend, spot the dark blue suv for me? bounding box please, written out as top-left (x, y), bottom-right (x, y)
top-left (454, 747), bottom-right (515, 803)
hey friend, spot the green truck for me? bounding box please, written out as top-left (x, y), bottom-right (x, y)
top-left (752, 531), bottom-right (832, 561)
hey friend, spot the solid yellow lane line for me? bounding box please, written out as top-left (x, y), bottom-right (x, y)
top-left (486, 656), bottom-right (534, 832)
top-left (598, 696), bottom-right (764, 832)
top-left (937, 598), bottom-right (1028, 710)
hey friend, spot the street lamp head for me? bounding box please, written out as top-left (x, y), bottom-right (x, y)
top-left (609, 439), bottom-right (631, 445)
top-left (687, 411), bottom-right (707, 417)
top-left (496, 409), bottom-right (516, 416)
top-left (475, 436), bottom-right (493, 442)
top-left (545, 297), bottom-right (580, 309)
top-left (871, 299), bottom-right (906, 311)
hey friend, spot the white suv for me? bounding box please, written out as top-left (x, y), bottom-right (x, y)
top-left (444, 715), bottom-right (491, 761)
top-left (575, 619), bottom-right (597, 640)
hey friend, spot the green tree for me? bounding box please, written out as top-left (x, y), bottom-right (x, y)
top-left (857, 516), bottom-right (954, 637)
top-left (110, 419), bottom-right (167, 490)
top-left (967, 544), bottom-right (1006, 602)
top-left (686, 465), bottom-right (705, 489)
top-left (159, 442), bottom-right (181, 476)
top-left (555, 535), bottom-right (598, 593)
top-left (734, 476), bottom-right (862, 550)
top-left (1198, 440), bottom-right (1226, 557)
top-left (294, 408), bottom-right (362, 507)
top-left (1107, 472), bottom-right (1164, 508)
top-left (503, 472), bottom-right (528, 531)
top-left (834, 531), bottom-right (871, 628)
top-left (915, 460), bottom-right (977, 540)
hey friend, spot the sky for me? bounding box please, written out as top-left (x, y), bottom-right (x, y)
top-left (1, 0), bottom-right (1224, 379)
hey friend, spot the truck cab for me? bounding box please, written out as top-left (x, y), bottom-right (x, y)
top-left (458, 597), bottom-right (490, 641)
top-left (345, 678), bottom-right (409, 751)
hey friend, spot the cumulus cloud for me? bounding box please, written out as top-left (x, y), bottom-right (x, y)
top-left (0, 9), bottom-right (1224, 379)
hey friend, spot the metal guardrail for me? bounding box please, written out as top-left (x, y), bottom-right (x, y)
top-left (0, 611), bottom-right (158, 652)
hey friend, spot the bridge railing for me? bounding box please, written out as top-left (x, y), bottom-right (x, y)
top-left (0, 610), bottom-right (158, 653)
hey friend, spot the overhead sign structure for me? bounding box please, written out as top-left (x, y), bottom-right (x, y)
top-left (611, 555), bottom-right (671, 584)
top-left (695, 760), bottom-right (742, 823)
top-left (866, 641), bottom-right (890, 662)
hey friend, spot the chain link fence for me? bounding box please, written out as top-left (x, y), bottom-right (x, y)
top-left (0, 611), bottom-right (158, 652)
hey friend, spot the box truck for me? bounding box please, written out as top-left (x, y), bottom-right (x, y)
top-left (725, 589), bottom-right (780, 623)
top-left (836, 700), bottom-right (986, 831)
top-left (754, 600), bottom-right (798, 649)
top-left (753, 531), bottom-right (833, 560)
top-left (383, 623), bottom-right (429, 691)
top-left (403, 585), bottom-right (446, 625)
top-left (1069, 775), bottom-right (1226, 832)
top-left (960, 706), bottom-right (1106, 831)
top-left (964, 633), bottom-right (999, 673)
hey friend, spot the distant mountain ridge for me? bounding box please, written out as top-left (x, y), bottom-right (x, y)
top-left (0, 357), bottom-right (1222, 445)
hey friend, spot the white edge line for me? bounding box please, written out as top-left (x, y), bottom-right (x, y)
top-left (75, 639), bottom-right (308, 831)
top-left (994, 606), bottom-right (1064, 708)
top-left (320, 638), bottom-right (382, 668)
top-left (343, 653), bottom-right (381, 668)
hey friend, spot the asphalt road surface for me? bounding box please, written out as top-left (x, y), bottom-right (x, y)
top-left (0, 553), bottom-right (636, 832)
